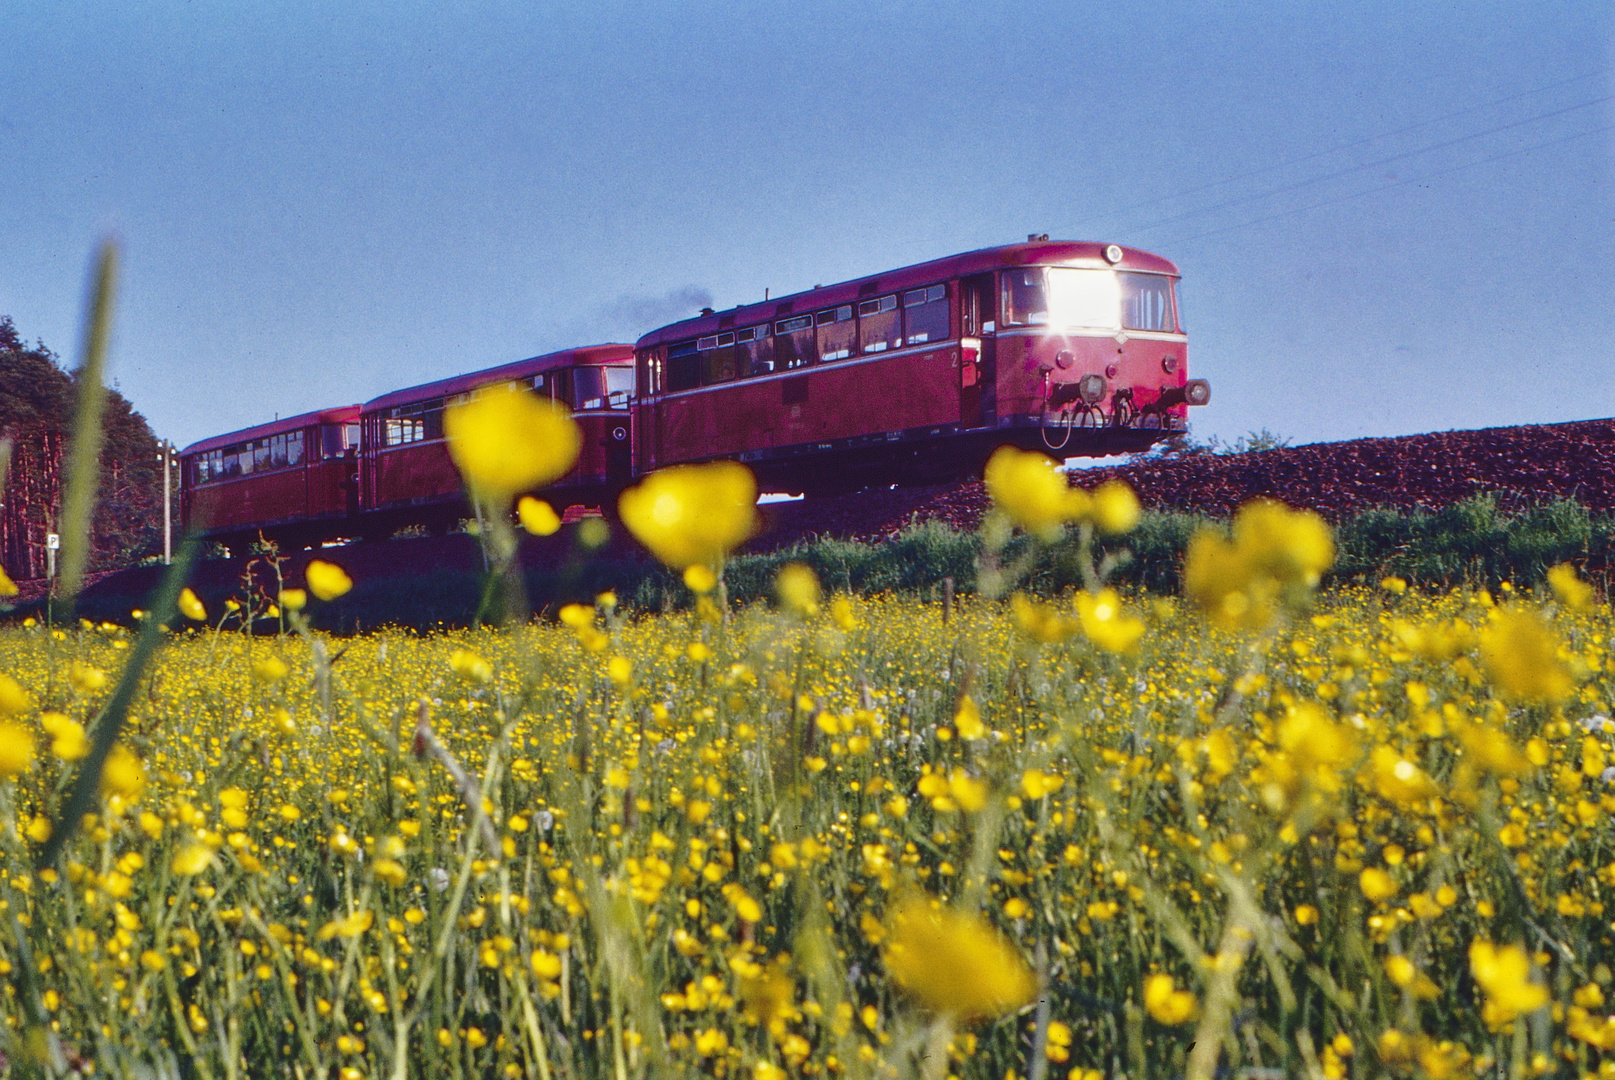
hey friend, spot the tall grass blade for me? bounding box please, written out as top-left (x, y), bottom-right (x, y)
top-left (37, 536), bottom-right (196, 868)
top-left (57, 240), bottom-right (118, 604)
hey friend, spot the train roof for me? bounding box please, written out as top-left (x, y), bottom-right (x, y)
top-left (179, 405), bottom-right (362, 457)
top-left (360, 343), bottom-right (634, 414)
top-left (635, 241), bottom-right (1181, 349)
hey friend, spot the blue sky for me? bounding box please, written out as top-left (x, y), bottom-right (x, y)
top-left (2, 0), bottom-right (1610, 453)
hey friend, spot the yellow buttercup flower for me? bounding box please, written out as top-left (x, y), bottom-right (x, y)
top-left (1231, 500), bottom-right (1335, 587)
top-left (1480, 608), bottom-right (1572, 703)
top-left (1469, 941), bottom-right (1548, 1025)
top-left (252, 655), bottom-right (289, 685)
top-left (775, 563), bottom-right (821, 617)
top-left (1546, 562), bottom-right (1593, 610)
top-left (881, 894), bottom-right (1034, 1017)
top-left (69, 662), bottom-right (108, 694)
top-left (1367, 745), bottom-right (1440, 805)
top-left (953, 695), bottom-right (986, 740)
top-left (1183, 499), bottom-right (1335, 627)
top-left (682, 564), bottom-right (717, 594)
top-left (1074, 588), bottom-right (1145, 654)
top-left (0, 674), bottom-right (34, 717)
top-left (984, 446), bottom-right (1077, 540)
top-left (1143, 974), bottom-right (1197, 1024)
top-left (178, 587), bottom-right (207, 621)
top-left (42, 712), bottom-right (88, 762)
top-left (305, 560), bottom-right (353, 601)
top-left (171, 844), bottom-right (214, 876)
top-left (100, 745), bottom-right (145, 800)
top-left (1010, 592), bottom-right (1076, 643)
top-left (278, 588), bottom-right (307, 611)
top-left (517, 497), bottom-right (562, 537)
top-left (1359, 867), bottom-right (1398, 902)
top-left (450, 649), bottom-right (493, 683)
top-left (618, 462), bottom-right (757, 569)
top-left (1086, 480), bottom-right (1141, 535)
top-left (444, 382), bottom-right (581, 499)
top-left (0, 722), bottom-right (35, 779)
top-left (0, 565), bottom-right (16, 597)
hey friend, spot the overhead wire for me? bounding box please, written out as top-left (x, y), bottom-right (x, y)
top-left (1068, 68), bottom-right (1611, 233)
top-left (1120, 92), bottom-right (1613, 238)
top-left (1169, 121), bottom-right (1615, 245)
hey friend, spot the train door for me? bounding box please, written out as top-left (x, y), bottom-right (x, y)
top-left (960, 273), bottom-right (997, 428)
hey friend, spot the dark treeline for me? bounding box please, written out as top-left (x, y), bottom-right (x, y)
top-left (0, 316), bottom-right (164, 580)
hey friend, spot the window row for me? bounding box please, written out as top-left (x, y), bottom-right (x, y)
top-left (530, 367), bottom-right (633, 411)
top-left (662, 284), bottom-right (949, 392)
top-left (192, 430), bottom-right (305, 483)
top-left (190, 422), bottom-right (358, 485)
top-left (376, 367), bottom-right (637, 449)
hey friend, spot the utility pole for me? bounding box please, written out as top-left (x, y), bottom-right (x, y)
top-left (159, 440), bottom-right (173, 565)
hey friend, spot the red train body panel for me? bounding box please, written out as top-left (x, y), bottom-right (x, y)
top-left (633, 240), bottom-right (1205, 493)
top-left (179, 407), bottom-right (361, 547)
top-left (177, 240), bottom-right (1207, 549)
top-left (358, 344), bottom-right (634, 533)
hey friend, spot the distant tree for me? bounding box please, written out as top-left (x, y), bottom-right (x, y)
top-left (0, 316), bottom-right (163, 580)
top-left (1231, 428), bottom-right (1292, 454)
top-left (1152, 427), bottom-right (1292, 459)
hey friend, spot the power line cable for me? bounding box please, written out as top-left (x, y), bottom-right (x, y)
top-left (1122, 93), bottom-right (1613, 237)
top-left (1067, 68), bottom-right (1612, 233)
top-left (1166, 122), bottom-right (1615, 246)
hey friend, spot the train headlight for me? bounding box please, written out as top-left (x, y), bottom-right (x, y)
top-left (1185, 379), bottom-right (1211, 406)
top-left (1078, 373), bottom-right (1107, 404)
top-left (1103, 244), bottom-right (1124, 264)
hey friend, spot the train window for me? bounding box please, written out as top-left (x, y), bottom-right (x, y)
top-left (1119, 272), bottom-right (1176, 332)
top-left (903, 284), bottom-right (949, 345)
top-left (268, 433), bottom-right (288, 469)
top-left (385, 413), bottom-right (426, 446)
top-left (698, 331), bottom-right (737, 385)
top-left (287, 430), bottom-right (305, 466)
top-left (774, 315), bottom-right (815, 369)
top-left (320, 424), bottom-right (346, 459)
top-left (574, 366), bottom-right (635, 409)
top-left (1047, 268), bottom-right (1122, 330)
top-left (254, 440), bottom-right (273, 471)
top-left (737, 325), bottom-right (776, 376)
top-left (666, 340), bottom-right (701, 392)
top-left (816, 305), bottom-right (855, 362)
top-left (605, 366), bottom-right (634, 406)
top-left (858, 295), bottom-right (901, 354)
top-left (1001, 268), bottom-right (1048, 327)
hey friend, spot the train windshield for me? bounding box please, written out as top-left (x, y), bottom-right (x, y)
top-left (1119, 272), bottom-right (1177, 332)
top-left (1003, 268), bottom-right (1120, 329)
top-left (573, 366), bottom-right (634, 410)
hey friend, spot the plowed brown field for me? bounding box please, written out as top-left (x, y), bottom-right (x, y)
top-left (758, 416), bottom-right (1615, 547)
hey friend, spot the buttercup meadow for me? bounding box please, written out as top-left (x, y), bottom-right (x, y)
top-left (2, 315), bottom-right (1614, 1080)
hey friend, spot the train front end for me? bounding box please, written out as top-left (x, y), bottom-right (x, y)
top-left (985, 240), bottom-right (1208, 456)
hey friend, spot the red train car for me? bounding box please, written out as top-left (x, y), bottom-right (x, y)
top-left (179, 406), bottom-right (362, 550)
top-left (358, 344), bottom-right (634, 534)
top-left (632, 239), bottom-right (1208, 494)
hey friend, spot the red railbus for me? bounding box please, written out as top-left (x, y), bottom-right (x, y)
top-left (358, 344), bottom-right (634, 535)
top-left (632, 239), bottom-right (1208, 494)
top-left (179, 406), bottom-right (362, 550)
